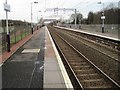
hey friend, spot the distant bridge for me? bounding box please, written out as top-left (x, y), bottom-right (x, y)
top-left (43, 19), bottom-right (58, 22)
top-left (43, 18), bottom-right (58, 24)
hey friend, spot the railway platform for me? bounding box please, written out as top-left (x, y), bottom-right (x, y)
top-left (1, 26), bottom-right (73, 89)
top-left (44, 27), bottom-right (73, 88)
top-left (55, 26), bottom-right (120, 42)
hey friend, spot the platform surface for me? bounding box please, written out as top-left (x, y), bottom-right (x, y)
top-left (1, 26), bottom-right (73, 89)
top-left (2, 27), bottom-right (45, 88)
top-left (44, 26), bottom-right (73, 88)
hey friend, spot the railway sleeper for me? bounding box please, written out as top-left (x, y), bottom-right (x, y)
top-left (74, 69), bottom-right (96, 74)
top-left (72, 65), bottom-right (92, 70)
top-left (79, 65), bottom-right (91, 68)
top-left (60, 46), bottom-right (73, 51)
top-left (65, 52), bottom-right (78, 56)
top-left (70, 62), bottom-right (89, 66)
top-left (77, 73), bottom-right (98, 77)
top-left (81, 79), bottom-right (112, 88)
top-left (77, 73), bottom-right (101, 80)
top-left (69, 60), bottom-right (86, 63)
top-left (76, 65), bottom-right (91, 70)
top-left (74, 62), bottom-right (88, 66)
top-left (65, 56), bottom-right (79, 60)
top-left (67, 60), bottom-right (77, 63)
top-left (64, 54), bottom-right (79, 58)
top-left (83, 86), bottom-right (112, 89)
top-left (68, 60), bottom-right (86, 64)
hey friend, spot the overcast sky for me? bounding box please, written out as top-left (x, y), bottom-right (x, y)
top-left (0, 0), bottom-right (119, 23)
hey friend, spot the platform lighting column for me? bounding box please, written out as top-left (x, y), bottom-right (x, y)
top-left (37, 10), bottom-right (41, 23)
top-left (98, 2), bottom-right (105, 33)
top-left (75, 9), bottom-right (77, 29)
top-left (4, 0), bottom-right (11, 52)
top-left (102, 3), bottom-right (105, 33)
top-left (31, 1), bottom-right (38, 34)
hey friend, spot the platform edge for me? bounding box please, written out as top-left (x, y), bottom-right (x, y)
top-left (46, 26), bottom-right (73, 88)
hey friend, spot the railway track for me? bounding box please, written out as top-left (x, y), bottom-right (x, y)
top-left (48, 26), bottom-right (120, 89)
top-left (55, 26), bottom-right (119, 51)
top-left (57, 28), bottom-right (119, 62)
top-left (53, 26), bottom-right (120, 85)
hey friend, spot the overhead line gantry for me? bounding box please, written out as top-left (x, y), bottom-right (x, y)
top-left (45, 7), bottom-right (77, 28)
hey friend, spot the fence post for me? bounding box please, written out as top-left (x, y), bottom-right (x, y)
top-left (14, 29), bottom-right (16, 44)
top-left (21, 29), bottom-right (22, 40)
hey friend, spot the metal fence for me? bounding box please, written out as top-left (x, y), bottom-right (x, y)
top-left (59, 24), bottom-right (120, 37)
top-left (0, 23), bottom-right (31, 54)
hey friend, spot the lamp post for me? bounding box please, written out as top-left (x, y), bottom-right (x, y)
top-left (4, 0), bottom-right (11, 52)
top-left (75, 9), bottom-right (77, 29)
top-left (98, 2), bottom-right (105, 33)
top-left (37, 10), bottom-right (41, 23)
top-left (31, 1), bottom-right (38, 34)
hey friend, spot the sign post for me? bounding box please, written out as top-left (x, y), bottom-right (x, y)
top-left (98, 2), bottom-right (105, 33)
top-left (101, 15), bottom-right (105, 33)
top-left (4, 0), bottom-right (11, 52)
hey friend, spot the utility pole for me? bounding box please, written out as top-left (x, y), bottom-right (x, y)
top-left (31, 1), bottom-right (38, 34)
top-left (75, 9), bottom-right (77, 29)
top-left (4, 0), bottom-right (11, 52)
top-left (98, 2), bottom-right (105, 33)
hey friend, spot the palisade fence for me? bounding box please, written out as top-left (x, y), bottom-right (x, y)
top-left (60, 24), bottom-right (120, 36)
top-left (0, 20), bottom-right (32, 54)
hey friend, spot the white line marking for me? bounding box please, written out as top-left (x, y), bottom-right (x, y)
top-left (40, 65), bottom-right (44, 70)
top-left (0, 63), bottom-right (3, 67)
top-left (28, 63), bottom-right (36, 88)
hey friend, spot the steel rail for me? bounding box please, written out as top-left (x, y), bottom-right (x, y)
top-left (49, 26), bottom-right (120, 88)
top-left (61, 30), bottom-right (120, 63)
top-left (49, 27), bottom-right (84, 89)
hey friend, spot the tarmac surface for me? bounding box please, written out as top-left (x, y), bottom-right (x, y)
top-left (2, 27), bottom-right (45, 88)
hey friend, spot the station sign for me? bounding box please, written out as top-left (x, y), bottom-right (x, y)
top-left (4, 3), bottom-right (11, 12)
top-left (101, 16), bottom-right (105, 19)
